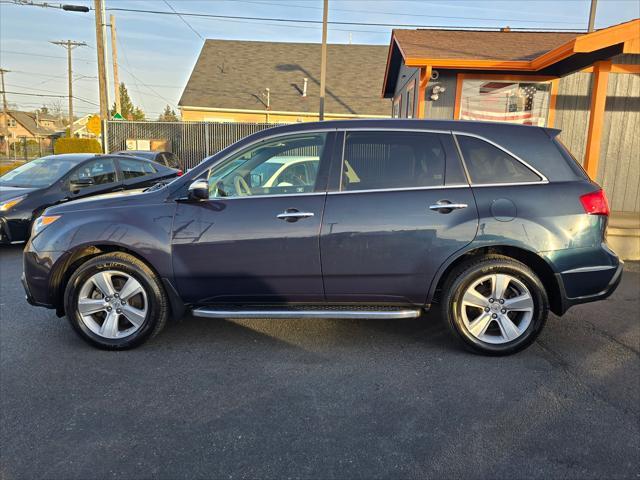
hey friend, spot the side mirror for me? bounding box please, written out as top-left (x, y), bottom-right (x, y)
top-left (69, 177), bottom-right (95, 191)
top-left (188, 179), bottom-right (209, 200)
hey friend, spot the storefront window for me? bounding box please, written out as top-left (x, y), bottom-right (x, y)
top-left (459, 79), bottom-right (552, 127)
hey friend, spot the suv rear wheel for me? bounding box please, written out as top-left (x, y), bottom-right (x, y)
top-left (442, 255), bottom-right (549, 355)
top-left (64, 252), bottom-right (168, 350)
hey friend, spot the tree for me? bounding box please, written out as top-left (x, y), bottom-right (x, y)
top-left (158, 105), bottom-right (179, 122)
top-left (111, 82), bottom-right (145, 120)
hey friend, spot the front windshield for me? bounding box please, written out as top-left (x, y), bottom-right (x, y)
top-left (0, 156), bottom-right (78, 188)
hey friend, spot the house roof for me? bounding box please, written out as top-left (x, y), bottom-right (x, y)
top-left (179, 40), bottom-right (390, 116)
top-left (392, 29), bottom-right (580, 62)
top-left (7, 111), bottom-right (57, 136)
top-left (383, 19), bottom-right (640, 97)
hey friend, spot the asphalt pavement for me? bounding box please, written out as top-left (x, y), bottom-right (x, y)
top-left (1, 244), bottom-right (638, 479)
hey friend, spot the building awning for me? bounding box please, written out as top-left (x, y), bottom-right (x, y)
top-left (383, 19), bottom-right (640, 97)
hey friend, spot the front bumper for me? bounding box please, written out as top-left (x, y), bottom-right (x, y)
top-left (0, 216), bottom-right (29, 244)
top-left (22, 241), bottom-right (68, 311)
top-left (555, 261), bottom-right (624, 314)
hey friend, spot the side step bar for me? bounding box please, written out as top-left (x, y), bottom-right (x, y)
top-left (192, 308), bottom-right (422, 320)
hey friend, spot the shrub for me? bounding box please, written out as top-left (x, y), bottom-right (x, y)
top-left (54, 138), bottom-right (102, 154)
top-left (0, 161), bottom-right (24, 176)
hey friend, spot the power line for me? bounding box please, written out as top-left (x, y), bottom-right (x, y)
top-left (1, 50), bottom-right (95, 63)
top-left (104, 5), bottom-right (585, 31)
top-left (228, 0), bottom-right (585, 25)
top-left (1, 91), bottom-right (99, 106)
top-left (163, 0), bottom-right (204, 40)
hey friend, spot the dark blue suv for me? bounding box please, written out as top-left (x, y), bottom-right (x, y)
top-left (22, 120), bottom-right (622, 355)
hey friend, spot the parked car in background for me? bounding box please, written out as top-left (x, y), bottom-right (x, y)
top-left (22, 120), bottom-right (622, 355)
top-left (114, 150), bottom-right (183, 172)
top-left (0, 153), bottom-right (180, 244)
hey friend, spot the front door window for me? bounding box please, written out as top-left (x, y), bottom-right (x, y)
top-left (206, 133), bottom-right (326, 198)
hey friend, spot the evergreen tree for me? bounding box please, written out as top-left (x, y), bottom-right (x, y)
top-left (158, 105), bottom-right (179, 122)
top-left (111, 82), bottom-right (145, 120)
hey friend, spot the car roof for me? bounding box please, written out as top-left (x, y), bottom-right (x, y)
top-left (40, 153), bottom-right (99, 163)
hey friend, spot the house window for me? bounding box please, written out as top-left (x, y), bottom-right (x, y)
top-left (459, 79), bottom-right (552, 127)
top-left (406, 80), bottom-right (416, 119)
top-left (7, 118), bottom-right (17, 128)
top-left (392, 96), bottom-right (402, 118)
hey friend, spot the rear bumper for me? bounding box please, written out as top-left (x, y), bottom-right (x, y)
top-left (555, 261), bottom-right (624, 314)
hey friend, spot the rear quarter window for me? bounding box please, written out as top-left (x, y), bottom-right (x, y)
top-left (456, 135), bottom-right (541, 184)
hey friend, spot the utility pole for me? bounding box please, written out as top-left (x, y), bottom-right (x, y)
top-left (109, 14), bottom-right (121, 116)
top-left (0, 68), bottom-right (10, 156)
top-left (94, 0), bottom-right (109, 121)
top-left (588, 0), bottom-right (597, 32)
top-left (319, 0), bottom-right (328, 121)
top-left (51, 40), bottom-right (87, 137)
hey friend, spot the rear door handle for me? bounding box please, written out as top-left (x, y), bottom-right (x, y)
top-left (429, 201), bottom-right (468, 213)
top-left (277, 209), bottom-right (315, 222)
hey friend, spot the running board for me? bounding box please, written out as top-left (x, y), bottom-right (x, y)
top-left (191, 307), bottom-right (422, 320)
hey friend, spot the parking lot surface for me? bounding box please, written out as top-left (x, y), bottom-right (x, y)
top-left (1, 244), bottom-right (639, 479)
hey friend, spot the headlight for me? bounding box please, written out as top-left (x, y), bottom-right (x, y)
top-left (32, 215), bottom-right (61, 237)
top-left (0, 195), bottom-right (26, 212)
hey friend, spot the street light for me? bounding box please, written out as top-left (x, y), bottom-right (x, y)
top-left (62, 4), bottom-right (90, 12)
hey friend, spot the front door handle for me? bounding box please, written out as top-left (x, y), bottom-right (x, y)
top-left (429, 201), bottom-right (468, 214)
top-left (277, 209), bottom-right (315, 222)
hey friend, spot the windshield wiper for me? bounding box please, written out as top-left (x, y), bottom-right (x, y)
top-left (145, 181), bottom-right (168, 192)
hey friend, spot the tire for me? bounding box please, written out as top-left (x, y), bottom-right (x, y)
top-left (64, 252), bottom-right (169, 350)
top-left (442, 255), bottom-right (549, 356)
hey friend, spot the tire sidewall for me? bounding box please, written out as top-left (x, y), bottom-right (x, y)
top-left (65, 257), bottom-right (164, 349)
top-left (446, 261), bottom-right (548, 355)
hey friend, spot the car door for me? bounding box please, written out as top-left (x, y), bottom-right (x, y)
top-left (171, 131), bottom-right (336, 305)
top-left (320, 129), bottom-right (479, 305)
top-left (116, 157), bottom-right (166, 189)
top-left (66, 157), bottom-right (122, 200)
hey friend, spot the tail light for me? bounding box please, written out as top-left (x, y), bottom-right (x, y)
top-left (580, 189), bottom-right (610, 216)
top-left (176, 170), bottom-right (183, 176)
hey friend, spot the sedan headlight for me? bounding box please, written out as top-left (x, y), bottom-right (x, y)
top-left (0, 195), bottom-right (26, 212)
top-left (32, 215), bottom-right (61, 237)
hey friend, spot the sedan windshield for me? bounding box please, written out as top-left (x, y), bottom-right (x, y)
top-left (0, 156), bottom-right (78, 188)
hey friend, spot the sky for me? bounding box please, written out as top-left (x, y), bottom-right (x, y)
top-left (1, 0), bottom-right (638, 119)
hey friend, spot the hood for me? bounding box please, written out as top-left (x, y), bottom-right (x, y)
top-left (45, 188), bottom-right (159, 214)
top-left (0, 186), bottom-right (38, 202)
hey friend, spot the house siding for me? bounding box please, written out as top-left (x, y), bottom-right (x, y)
top-left (424, 70), bottom-right (457, 120)
top-left (597, 71), bottom-right (640, 212)
top-left (554, 71), bottom-right (593, 165)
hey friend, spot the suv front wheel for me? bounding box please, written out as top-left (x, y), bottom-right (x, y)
top-left (442, 255), bottom-right (549, 355)
top-left (64, 252), bottom-right (169, 350)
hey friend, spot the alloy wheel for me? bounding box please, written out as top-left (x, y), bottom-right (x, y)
top-left (460, 273), bottom-right (534, 344)
top-left (77, 270), bottom-right (148, 339)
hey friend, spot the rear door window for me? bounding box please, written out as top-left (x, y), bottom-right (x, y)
top-left (456, 135), bottom-right (541, 184)
top-left (340, 131), bottom-right (446, 191)
top-left (119, 158), bottom-right (154, 179)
